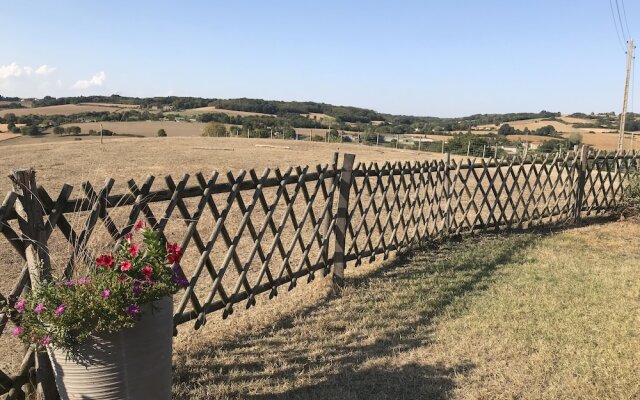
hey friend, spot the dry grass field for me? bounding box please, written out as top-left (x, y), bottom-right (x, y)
top-left (57, 121), bottom-right (212, 137)
top-left (0, 136), bottom-right (442, 196)
top-left (178, 106), bottom-right (275, 117)
top-left (0, 133), bottom-right (19, 142)
top-left (0, 104), bottom-right (140, 117)
top-left (172, 220), bottom-right (640, 399)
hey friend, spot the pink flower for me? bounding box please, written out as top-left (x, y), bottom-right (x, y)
top-left (123, 232), bottom-right (133, 242)
top-left (100, 289), bottom-right (111, 299)
top-left (129, 244), bottom-right (140, 257)
top-left (12, 326), bottom-right (23, 337)
top-left (141, 265), bottom-right (153, 280)
top-left (134, 220), bottom-right (145, 232)
top-left (167, 243), bottom-right (183, 263)
top-left (126, 304), bottom-right (140, 316)
top-left (78, 278), bottom-right (90, 285)
top-left (54, 304), bottom-right (66, 317)
top-left (39, 336), bottom-right (51, 346)
top-left (15, 299), bottom-right (26, 312)
top-left (120, 260), bottom-right (132, 272)
top-left (34, 303), bottom-right (45, 314)
top-left (96, 254), bottom-right (115, 269)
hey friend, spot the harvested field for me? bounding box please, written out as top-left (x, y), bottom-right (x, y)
top-left (172, 220), bottom-right (640, 399)
top-left (0, 104), bottom-right (140, 117)
top-left (0, 133), bottom-right (19, 142)
top-left (178, 107), bottom-right (276, 117)
top-left (57, 121), bottom-right (212, 137)
top-left (0, 137), bottom-right (444, 196)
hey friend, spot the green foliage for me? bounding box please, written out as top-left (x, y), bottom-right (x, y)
top-left (20, 125), bottom-right (40, 136)
top-left (620, 175), bottom-right (640, 217)
top-left (1, 227), bottom-right (186, 351)
top-left (65, 126), bottom-right (81, 135)
top-left (52, 126), bottom-right (65, 135)
top-left (157, 128), bottom-right (167, 137)
top-left (498, 124), bottom-right (518, 136)
top-left (202, 122), bottom-right (227, 137)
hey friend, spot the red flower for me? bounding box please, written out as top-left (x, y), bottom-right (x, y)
top-left (120, 260), bottom-right (132, 272)
top-left (96, 254), bottom-right (115, 269)
top-left (166, 243), bottom-right (183, 263)
top-left (134, 220), bottom-right (145, 232)
top-left (141, 265), bottom-right (154, 280)
top-left (129, 244), bottom-right (140, 257)
top-left (123, 232), bottom-right (133, 242)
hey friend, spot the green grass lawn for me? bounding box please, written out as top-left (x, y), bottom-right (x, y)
top-left (173, 220), bottom-right (640, 399)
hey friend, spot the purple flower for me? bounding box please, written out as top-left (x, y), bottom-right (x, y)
top-left (12, 326), bottom-right (23, 337)
top-left (100, 289), bottom-right (111, 299)
top-left (39, 336), bottom-right (51, 346)
top-left (126, 304), bottom-right (140, 316)
top-left (15, 299), bottom-right (26, 312)
top-left (78, 278), bottom-right (90, 285)
top-left (34, 303), bottom-right (45, 314)
top-left (64, 280), bottom-right (76, 287)
top-left (133, 280), bottom-right (142, 295)
top-left (54, 304), bottom-right (66, 317)
top-left (172, 275), bottom-right (189, 288)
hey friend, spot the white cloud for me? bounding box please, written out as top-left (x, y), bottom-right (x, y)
top-left (0, 62), bottom-right (58, 81)
top-left (0, 63), bottom-right (24, 79)
top-left (35, 65), bottom-right (57, 75)
top-left (72, 71), bottom-right (106, 89)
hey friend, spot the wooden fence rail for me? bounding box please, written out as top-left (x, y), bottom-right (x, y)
top-left (0, 148), bottom-right (638, 399)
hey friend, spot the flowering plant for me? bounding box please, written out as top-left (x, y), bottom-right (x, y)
top-left (1, 222), bottom-right (188, 351)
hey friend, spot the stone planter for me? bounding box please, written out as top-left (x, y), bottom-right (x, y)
top-left (47, 297), bottom-right (173, 400)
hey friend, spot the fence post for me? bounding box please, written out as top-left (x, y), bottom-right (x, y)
top-left (10, 168), bottom-right (59, 400)
top-left (443, 153), bottom-right (452, 235)
top-left (322, 152), bottom-right (339, 271)
top-left (574, 145), bottom-right (589, 221)
top-left (332, 153), bottom-right (356, 288)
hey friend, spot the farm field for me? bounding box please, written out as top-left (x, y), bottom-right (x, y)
top-left (0, 103), bottom-right (140, 117)
top-left (0, 136), bottom-right (446, 209)
top-left (172, 220), bottom-right (640, 399)
top-left (177, 106), bottom-right (275, 117)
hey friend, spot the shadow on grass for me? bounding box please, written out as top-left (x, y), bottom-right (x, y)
top-left (173, 232), bottom-right (542, 399)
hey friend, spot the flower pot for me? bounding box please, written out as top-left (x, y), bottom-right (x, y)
top-left (47, 297), bottom-right (173, 400)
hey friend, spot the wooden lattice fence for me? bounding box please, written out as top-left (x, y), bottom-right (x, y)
top-left (0, 148), bottom-right (638, 399)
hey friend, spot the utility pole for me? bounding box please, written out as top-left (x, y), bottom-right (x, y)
top-left (618, 39), bottom-right (635, 152)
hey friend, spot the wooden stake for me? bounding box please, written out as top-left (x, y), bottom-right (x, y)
top-left (332, 153), bottom-right (356, 288)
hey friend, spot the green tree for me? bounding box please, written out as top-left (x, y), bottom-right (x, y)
top-left (157, 128), bottom-right (167, 137)
top-left (202, 122), bottom-right (227, 137)
top-left (65, 126), bottom-right (82, 135)
top-left (52, 126), bottom-right (65, 135)
top-left (21, 125), bottom-right (40, 136)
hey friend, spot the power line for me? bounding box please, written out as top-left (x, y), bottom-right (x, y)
top-left (615, 0), bottom-right (629, 40)
top-left (620, 0), bottom-right (632, 41)
top-left (609, 0), bottom-right (626, 51)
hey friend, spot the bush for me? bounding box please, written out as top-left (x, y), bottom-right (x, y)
top-left (157, 129), bottom-right (167, 137)
top-left (202, 122), bottom-right (227, 137)
top-left (620, 175), bottom-right (640, 218)
top-left (65, 126), bottom-right (81, 135)
top-left (20, 125), bottom-right (40, 136)
top-left (52, 126), bottom-right (65, 135)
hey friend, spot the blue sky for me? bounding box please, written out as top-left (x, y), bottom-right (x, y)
top-left (0, 0), bottom-right (637, 117)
